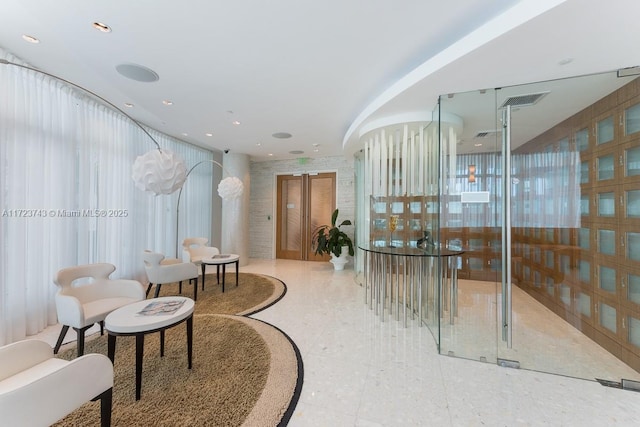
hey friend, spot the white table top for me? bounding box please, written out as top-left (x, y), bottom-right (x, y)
top-left (200, 254), bottom-right (239, 265)
top-left (105, 296), bottom-right (194, 334)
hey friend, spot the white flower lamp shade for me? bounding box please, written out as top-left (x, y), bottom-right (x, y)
top-left (217, 176), bottom-right (244, 200)
top-left (132, 149), bottom-right (187, 195)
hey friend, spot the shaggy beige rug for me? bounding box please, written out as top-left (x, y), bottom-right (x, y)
top-left (54, 273), bottom-right (299, 427)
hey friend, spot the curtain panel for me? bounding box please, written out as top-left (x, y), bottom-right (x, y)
top-left (0, 50), bottom-right (213, 345)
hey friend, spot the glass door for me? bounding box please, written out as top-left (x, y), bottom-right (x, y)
top-left (439, 71), bottom-right (640, 382)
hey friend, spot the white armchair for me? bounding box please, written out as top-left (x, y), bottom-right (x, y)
top-left (0, 339), bottom-right (113, 427)
top-left (182, 237), bottom-right (221, 285)
top-left (143, 250), bottom-right (200, 301)
top-left (54, 263), bottom-right (146, 357)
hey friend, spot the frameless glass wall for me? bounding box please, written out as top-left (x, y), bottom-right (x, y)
top-left (438, 70), bottom-right (640, 381)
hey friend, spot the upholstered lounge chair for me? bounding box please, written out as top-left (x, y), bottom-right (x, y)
top-left (53, 263), bottom-right (146, 357)
top-left (143, 250), bottom-right (199, 300)
top-left (182, 237), bottom-right (221, 287)
top-left (0, 339), bottom-right (113, 426)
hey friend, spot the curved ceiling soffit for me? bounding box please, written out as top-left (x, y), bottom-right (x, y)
top-left (341, 0), bottom-right (567, 155)
top-left (357, 111), bottom-right (464, 144)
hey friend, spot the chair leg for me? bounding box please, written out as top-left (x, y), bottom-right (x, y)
top-left (93, 388), bottom-right (112, 427)
top-left (54, 325), bottom-right (69, 354)
top-left (100, 320), bottom-right (104, 336)
top-left (74, 327), bottom-right (87, 357)
top-left (145, 283), bottom-right (153, 297)
top-left (179, 281), bottom-right (183, 294)
top-left (154, 283), bottom-right (162, 298)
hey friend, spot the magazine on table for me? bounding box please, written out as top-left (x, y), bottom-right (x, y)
top-left (212, 254), bottom-right (231, 259)
top-left (137, 299), bottom-right (186, 316)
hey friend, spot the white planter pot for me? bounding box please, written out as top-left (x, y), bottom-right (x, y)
top-left (329, 246), bottom-right (349, 271)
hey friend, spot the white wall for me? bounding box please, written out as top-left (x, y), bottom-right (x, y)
top-left (249, 155), bottom-right (355, 259)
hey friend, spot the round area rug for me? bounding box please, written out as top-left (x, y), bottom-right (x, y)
top-left (152, 272), bottom-right (286, 316)
top-left (53, 273), bottom-right (300, 427)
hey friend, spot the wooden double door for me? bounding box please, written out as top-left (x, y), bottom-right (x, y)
top-left (276, 173), bottom-right (335, 261)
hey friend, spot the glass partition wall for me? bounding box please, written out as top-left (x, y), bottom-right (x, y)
top-left (439, 70), bottom-right (640, 381)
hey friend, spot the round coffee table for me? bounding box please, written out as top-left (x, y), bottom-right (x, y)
top-left (105, 296), bottom-right (194, 400)
top-left (201, 254), bottom-right (240, 293)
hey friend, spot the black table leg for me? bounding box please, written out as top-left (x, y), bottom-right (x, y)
top-left (160, 330), bottom-right (165, 357)
top-left (235, 260), bottom-right (239, 287)
top-left (193, 275), bottom-right (198, 301)
top-left (201, 262), bottom-right (206, 290)
top-left (107, 334), bottom-right (116, 363)
top-left (222, 264), bottom-right (226, 292)
top-left (187, 315), bottom-right (193, 369)
top-left (135, 334), bottom-right (144, 400)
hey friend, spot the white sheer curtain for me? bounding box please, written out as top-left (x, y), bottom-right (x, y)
top-left (0, 50), bottom-right (213, 345)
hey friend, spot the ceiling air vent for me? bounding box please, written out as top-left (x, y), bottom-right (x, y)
top-left (500, 91), bottom-right (549, 108)
top-left (475, 129), bottom-right (501, 138)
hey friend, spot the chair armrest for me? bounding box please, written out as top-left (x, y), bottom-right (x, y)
top-left (0, 353), bottom-right (113, 426)
top-left (0, 340), bottom-right (52, 381)
top-left (54, 294), bottom-right (85, 328)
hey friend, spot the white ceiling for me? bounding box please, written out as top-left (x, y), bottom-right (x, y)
top-left (1, 0), bottom-right (639, 161)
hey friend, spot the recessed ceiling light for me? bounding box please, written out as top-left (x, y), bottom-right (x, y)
top-left (268, 153), bottom-right (273, 156)
top-left (232, 120), bottom-right (240, 126)
top-left (182, 133), bottom-right (188, 136)
top-left (124, 103), bottom-right (134, 108)
top-left (205, 133), bottom-right (213, 137)
top-left (312, 143), bottom-right (319, 147)
top-left (313, 149), bottom-right (319, 152)
top-left (272, 132), bottom-right (292, 139)
top-left (21, 34), bottom-right (39, 44)
top-left (474, 143), bottom-right (483, 147)
top-left (162, 100), bottom-right (173, 106)
top-left (256, 142), bottom-right (261, 146)
top-left (92, 22), bottom-right (112, 33)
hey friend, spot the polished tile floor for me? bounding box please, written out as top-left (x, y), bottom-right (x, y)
top-left (36, 258), bottom-right (640, 426)
top-left (242, 259), bottom-right (640, 427)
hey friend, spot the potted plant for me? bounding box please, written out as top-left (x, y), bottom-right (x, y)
top-left (312, 208), bottom-right (354, 270)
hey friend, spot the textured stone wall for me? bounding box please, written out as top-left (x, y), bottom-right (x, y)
top-left (249, 155), bottom-right (355, 259)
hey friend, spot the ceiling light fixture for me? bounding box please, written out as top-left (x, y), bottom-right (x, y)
top-left (21, 34), bottom-right (39, 44)
top-left (268, 153), bottom-right (273, 156)
top-left (272, 132), bottom-right (292, 139)
top-left (162, 100), bottom-right (173, 106)
top-left (205, 133), bottom-right (213, 137)
top-left (124, 103), bottom-right (134, 108)
top-left (232, 120), bottom-right (240, 125)
top-left (92, 22), bottom-right (112, 33)
top-left (256, 142), bottom-right (261, 146)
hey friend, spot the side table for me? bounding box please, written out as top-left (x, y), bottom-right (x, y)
top-left (104, 296), bottom-right (194, 400)
top-left (201, 254), bottom-right (239, 292)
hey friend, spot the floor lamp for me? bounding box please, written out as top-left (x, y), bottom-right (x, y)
top-left (0, 58), bottom-right (188, 194)
top-left (175, 160), bottom-right (243, 258)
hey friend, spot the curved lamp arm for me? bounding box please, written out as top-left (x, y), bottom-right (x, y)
top-left (175, 160), bottom-right (244, 257)
top-left (0, 58), bottom-right (161, 151)
top-left (1, 58), bottom-right (189, 195)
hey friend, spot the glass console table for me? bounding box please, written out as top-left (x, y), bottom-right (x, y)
top-left (358, 243), bottom-right (463, 327)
